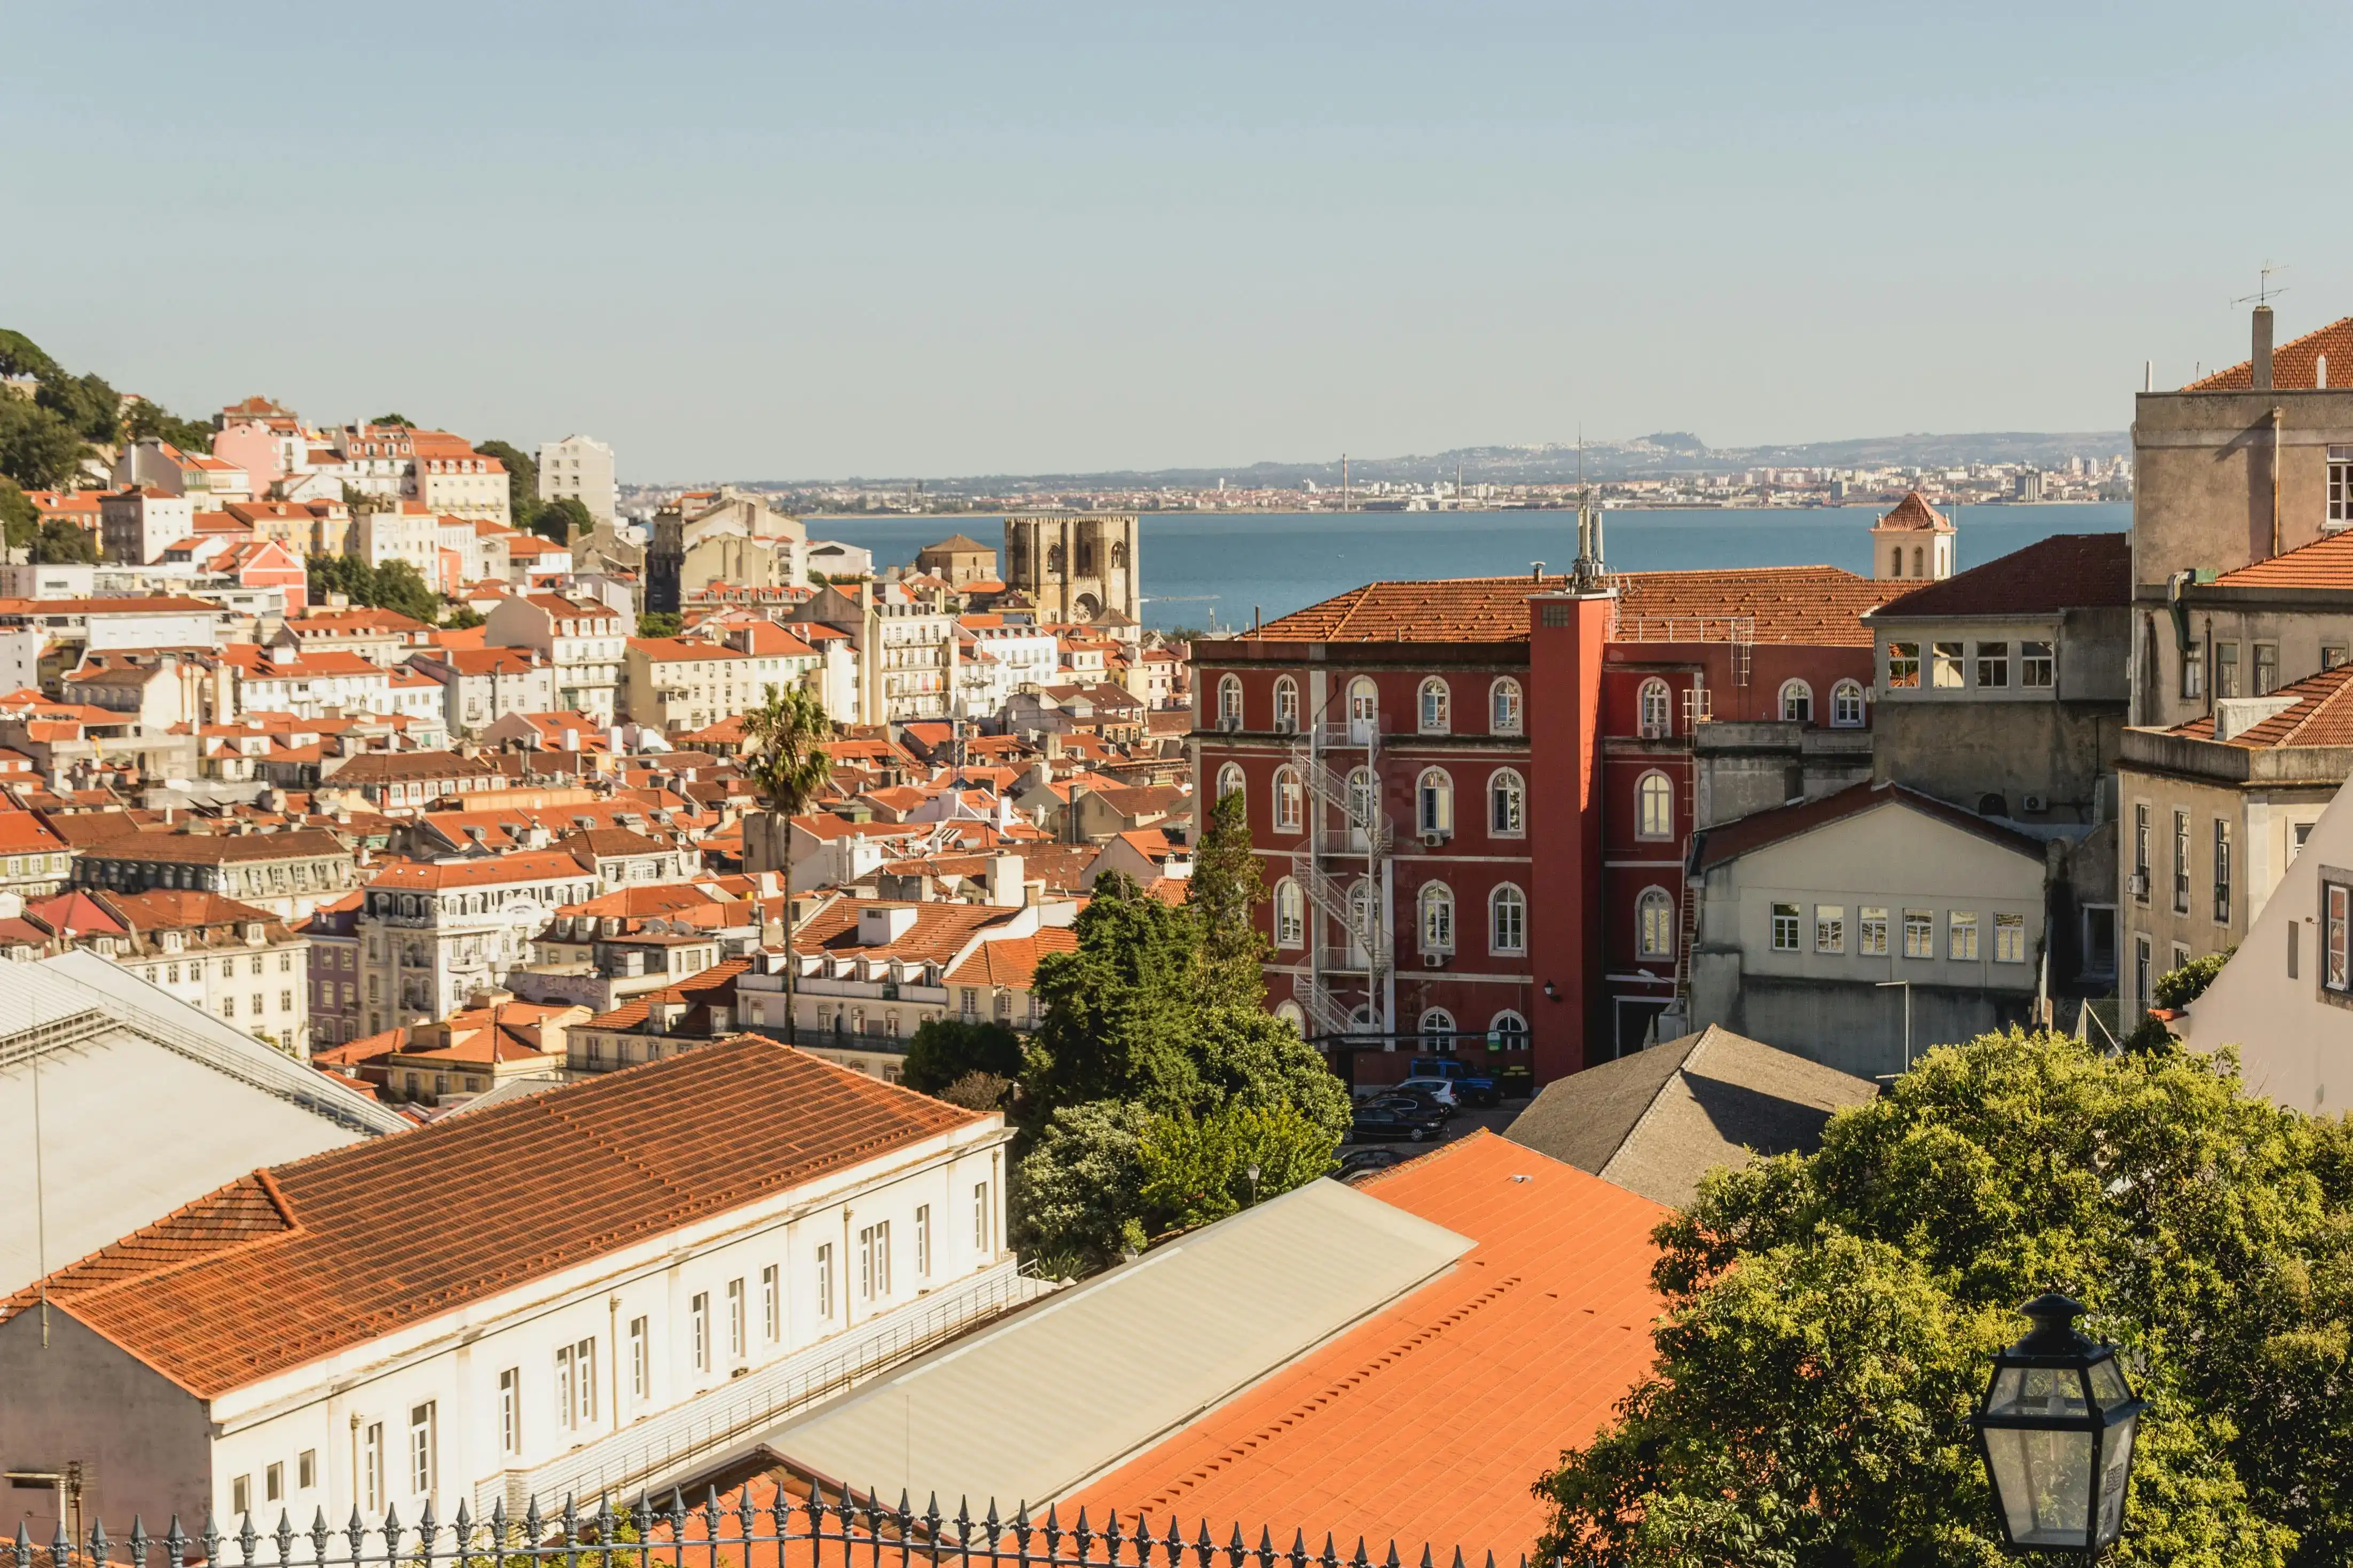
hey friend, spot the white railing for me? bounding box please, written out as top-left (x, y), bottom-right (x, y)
top-left (476, 1258), bottom-right (1053, 1517)
top-left (1289, 855), bottom-right (1392, 976)
top-left (1293, 973), bottom-right (1354, 1038)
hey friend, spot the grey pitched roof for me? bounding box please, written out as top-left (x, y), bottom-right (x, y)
top-left (1504, 1025), bottom-right (1877, 1208)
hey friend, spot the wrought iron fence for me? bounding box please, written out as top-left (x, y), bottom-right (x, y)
top-left (10, 1485), bottom-right (1552, 1568)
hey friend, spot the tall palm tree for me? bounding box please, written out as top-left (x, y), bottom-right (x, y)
top-left (743, 682), bottom-right (835, 1046)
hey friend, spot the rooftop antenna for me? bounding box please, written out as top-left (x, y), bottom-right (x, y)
top-left (2234, 262), bottom-right (2291, 310)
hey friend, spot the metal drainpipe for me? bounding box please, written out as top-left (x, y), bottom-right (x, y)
top-left (2272, 405), bottom-right (2286, 558)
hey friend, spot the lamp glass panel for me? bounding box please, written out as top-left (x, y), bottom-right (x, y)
top-left (1986, 1364), bottom-right (2090, 1419)
top-left (2087, 1356), bottom-right (2132, 1410)
top-left (2095, 1412), bottom-right (2137, 1546)
top-left (1985, 1427), bottom-right (2094, 1547)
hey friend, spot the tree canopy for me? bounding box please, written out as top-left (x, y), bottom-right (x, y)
top-left (0, 392), bottom-right (89, 490)
top-left (637, 611), bottom-right (683, 639)
top-left (902, 1018), bottom-right (1024, 1094)
top-left (534, 494), bottom-right (592, 543)
top-left (306, 554), bottom-right (440, 623)
top-left (0, 478), bottom-right (35, 550)
top-left (1535, 1028), bottom-right (2353, 1567)
top-left (477, 439), bottom-right (539, 532)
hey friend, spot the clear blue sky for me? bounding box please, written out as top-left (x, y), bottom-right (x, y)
top-left (4, 3), bottom-right (2346, 481)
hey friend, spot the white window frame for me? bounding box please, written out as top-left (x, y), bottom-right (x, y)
top-left (1830, 680), bottom-right (1865, 727)
top-left (1637, 678), bottom-right (1671, 739)
top-left (1636, 886), bottom-right (1674, 959)
top-left (1418, 677), bottom-right (1450, 735)
top-left (1778, 680), bottom-right (1813, 723)
top-left (1489, 884), bottom-right (1527, 955)
top-left (1636, 771), bottom-right (1674, 840)
top-left (1489, 677), bottom-right (1523, 735)
top-left (1420, 882), bottom-right (1456, 955)
top-left (1489, 769), bottom-right (1525, 837)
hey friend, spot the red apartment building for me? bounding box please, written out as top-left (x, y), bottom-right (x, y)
top-left (1193, 559), bottom-right (1880, 1089)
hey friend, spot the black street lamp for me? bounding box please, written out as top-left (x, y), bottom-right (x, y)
top-left (1972, 1294), bottom-right (2146, 1557)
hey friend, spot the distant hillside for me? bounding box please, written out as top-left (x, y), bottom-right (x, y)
top-left (740, 430), bottom-right (2129, 492)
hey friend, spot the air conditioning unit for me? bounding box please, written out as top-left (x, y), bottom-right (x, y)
top-left (1216, 715), bottom-right (1241, 733)
top-left (2127, 871), bottom-right (2150, 897)
top-left (2022, 792), bottom-right (2049, 813)
top-left (1273, 718), bottom-right (1296, 734)
top-left (1422, 952), bottom-right (1447, 969)
top-left (1420, 830), bottom-right (1448, 847)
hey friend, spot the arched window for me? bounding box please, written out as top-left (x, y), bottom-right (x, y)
top-left (1274, 999), bottom-right (1306, 1034)
top-left (1215, 762), bottom-right (1245, 803)
top-left (1489, 769), bottom-right (1525, 837)
top-left (1891, 547), bottom-right (1903, 577)
top-left (1272, 766), bottom-right (1304, 832)
top-left (1346, 676), bottom-right (1378, 738)
top-left (1489, 677), bottom-right (1524, 735)
top-left (1418, 677), bottom-right (1450, 735)
top-left (1490, 1010), bottom-right (1528, 1047)
top-left (1780, 679), bottom-right (1813, 724)
top-left (1217, 674), bottom-right (1243, 727)
top-left (1831, 679), bottom-right (1865, 727)
top-left (1636, 771), bottom-right (1674, 839)
top-left (1637, 886), bottom-right (1675, 959)
top-left (1489, 884), bottom-right (1527, 954)
top-left (1274, 878), bottom-right (1305, 948)
top-left (1273, 676), bottom-right (1299, 732)
top-left (1110, 540), bottom-right (1128, 568)
top-left (1911, 546), bottom-right (1924, 577)
top-left (1346, 766), bottom-right (1378, 831)
top-left (1417, 767), bottom-right (1453, 835)
top-left (1419, 882), bottom-right (1455, 953)
top-left (1419, 1007), bottom-right (1456, 1044)
top-left (1638, 677), bottom-right (1671, 739)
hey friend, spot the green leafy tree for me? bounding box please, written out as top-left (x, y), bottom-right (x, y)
top-left (441, 604), bottom-right (485, 631)
top-left (1136, 1102), bottom-right (1337, 1232)
top-left (0, 478), bottom-right (35, 552)
top-left (0, 329), bottom-right (62, 382)
top-left (934, 1071), bottom-right (1014, 1112)
top-left (371, 412), bottom-right (415, 427)
top-left (637, 611), bottom-right (683, 639)
top-left (1186, 786), bottom-right (1269, 1006)
top-left (122, 398), bottom-right (213, 453)
top-left (1024, 874), bottom-right (1347, 1137)
top-left (2155, 949), bottom-right (2233, 1009)
top-left (32, 519), bottom-right (96, 564)
top-left (534, 494), bottom-right (591, 543)
top-left (37, 371), bottom-right (120, 444)
top-left (903, 1018), bottom-right (1024, 1094)
top-left (1536, 1028), bottom-right (2353, 1567)
top-left (371, 559), bottom-right (439, 623)
top-left (1011, 1100), bottom-right (1153, 1274)
top-left (476, 439), bottom-right (538, 534)
top-left (743, 684), bottom-right (835, 1045)
top-left (0, 396), bottom-right (88, 489)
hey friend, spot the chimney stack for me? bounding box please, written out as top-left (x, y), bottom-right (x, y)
top-left (2253, 305), bottom-right (2276, 391)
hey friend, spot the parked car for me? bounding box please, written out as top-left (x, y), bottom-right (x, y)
top-left (1335, 1148), bottom-right (1404, 1180)
top-left (1391, 1077), bottom-right (1463, 1110)
top-left (1348, 1106), bottom-right (1439, 1143)
top-left (1408, 1057), bottom-right (1502, 1106)
top-left (1371, 1093), bottom-right (1453, 1127)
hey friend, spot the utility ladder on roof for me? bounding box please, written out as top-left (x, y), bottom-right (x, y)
top-left (1674, 884), bottom-right (1703, 1004)
top-left (1730, 616), bottom-right (1755, 687)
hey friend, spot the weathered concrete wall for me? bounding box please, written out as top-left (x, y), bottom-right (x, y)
top-left (1871, 699), bottom-right (2123, 822)
top-left (0, 1307), bottom-right (211, 1541)
top-left (2133, 389), bottom-right (2353, 589)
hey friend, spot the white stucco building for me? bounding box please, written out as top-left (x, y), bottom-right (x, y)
top-left (538, 435), bottom-right (619, 522)
top-left (0, 1037), bottom-right (1031, 1541)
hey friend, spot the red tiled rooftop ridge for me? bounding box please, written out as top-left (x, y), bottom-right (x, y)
top-left (1868, 532), bottom-right (2129, 620)
top-left (1253, 566), bottom-right (1879, 647)
top-left (2185, 316), bottom-right (2353, 391)
top-left (1873, 491), bottom-right (1952, 533)
top-left (2213, 527), bottom-right (2353, 589)
top-left (1069, 1131), bottom-right (1667, 1559)
top-left (0, 1037), bottom-right (986, 1397)
top-left (2164, 661), bottom-right (2353, 748)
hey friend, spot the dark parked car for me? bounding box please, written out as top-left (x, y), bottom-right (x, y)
top-left (1371, 1092), bottom-right (1454, 1125)
top-left (1336, 1148), bottom-right (1405, 1180)
top-left (1349, 1105), bottom-right (1440, 1142)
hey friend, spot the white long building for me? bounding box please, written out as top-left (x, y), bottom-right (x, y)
top-left (0, 1036), bottom-right (1032, 1540)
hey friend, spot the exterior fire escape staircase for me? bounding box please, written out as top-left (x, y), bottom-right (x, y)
top-left (1290, 718), bottom-right (1391, 1039)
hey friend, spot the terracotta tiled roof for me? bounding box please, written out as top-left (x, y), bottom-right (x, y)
top-left (2, 1037), bottom-right (984, 1396)
top-left (1070, 1131), bottom-right (1666, 1559)
top-left (1693, 778), bottom-right (2044, 872)
top-left (1868, 533), bottom-right (2129, 620)
top-left (1872, 491), bottom-right (1953, 533)
top-left (82, 828), bottom-right (350, 865)
top-left (943, 927), bottom-right (1077, 989)
top-left (1258, 567), bottom-right (1878, 647)
top-left (584, 958), bottom-right (749, 1030)
top-left (792, 899), bottom-right (1017, 964)
top-left (2212, 528), bottom-right (2353, 589)
top-left (2163, 662), bottom-right (2353, 748)
top-left (367, 848), bottom-right (589, 889)
top-left (2185, 315), bottom-right (2353, 390)
top-left (1614, 566), bottom-right (1881, 646)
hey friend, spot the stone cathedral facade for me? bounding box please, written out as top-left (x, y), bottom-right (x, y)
top-left (1002, 514), bottom-right (1140, 624)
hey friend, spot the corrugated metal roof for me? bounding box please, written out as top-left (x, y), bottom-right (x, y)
top-left (764, 1177), bottom-right (1473, 1508)
top-left (0, 953), bottom-right (404, 1294)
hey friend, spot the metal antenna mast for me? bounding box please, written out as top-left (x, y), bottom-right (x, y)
top-left (2234, 262), bottom-right (2291, 310)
